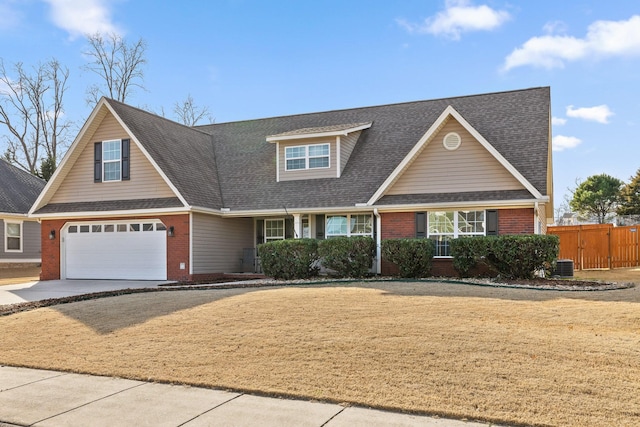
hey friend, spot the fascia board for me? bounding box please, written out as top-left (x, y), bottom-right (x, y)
top-left (32, 207), bottom-right (190, 220)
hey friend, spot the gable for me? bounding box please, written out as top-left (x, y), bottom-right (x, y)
top-left (48, 111), bottom-right (176, 204)
top-left (386, 118), bottom-right (525, 196)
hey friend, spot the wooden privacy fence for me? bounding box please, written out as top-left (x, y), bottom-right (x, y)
top-left (548, 224), bottom-right (640, 270)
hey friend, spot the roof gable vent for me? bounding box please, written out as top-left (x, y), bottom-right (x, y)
top-left (443, 132), bottom-right (461, 150)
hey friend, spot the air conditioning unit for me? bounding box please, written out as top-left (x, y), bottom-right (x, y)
top-left (553, 259), bottom-right (574, 278)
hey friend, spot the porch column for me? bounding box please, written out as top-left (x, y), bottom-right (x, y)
top-left (293, 214), bottom-right (302, 239)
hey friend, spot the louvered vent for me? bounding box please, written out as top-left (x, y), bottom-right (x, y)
top-left (443, 132), bottom-right (461, 150)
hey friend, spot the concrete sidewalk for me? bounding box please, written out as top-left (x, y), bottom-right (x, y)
top-left (0, 366), bottom-right (499, 427)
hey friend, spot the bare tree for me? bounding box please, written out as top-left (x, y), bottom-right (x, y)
top-left (173, 94), bottom-right (213, 126)
top-left (83, 32), bottom-right (147, 105)
top-left (0, 58), bottom-right (71, 177)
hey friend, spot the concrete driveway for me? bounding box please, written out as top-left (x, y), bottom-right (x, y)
top-left (0, 279), bottom-right (171, 306)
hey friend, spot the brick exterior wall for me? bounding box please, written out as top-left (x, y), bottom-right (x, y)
top-left (498, 208), bottom-right (534, 234)
top-left (40, 213), bottom-right (191, 281)
top-left (379, 208), bottom-right (535, 276)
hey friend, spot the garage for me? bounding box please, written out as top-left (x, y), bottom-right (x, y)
top-left (64, 220), bottom-right (167, 280)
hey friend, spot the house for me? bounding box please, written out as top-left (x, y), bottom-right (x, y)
top-left (30, 87), bottom-right (553, 281)
top-left (0, 159), bottom-right (45, 268)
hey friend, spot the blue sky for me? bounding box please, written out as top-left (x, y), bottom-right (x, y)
top-left (1, 0), bottom-right (639, 216)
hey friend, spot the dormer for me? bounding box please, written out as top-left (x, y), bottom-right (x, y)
top-left (267, 122), bottom-right (371, 182)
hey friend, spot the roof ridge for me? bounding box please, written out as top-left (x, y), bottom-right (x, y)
top-left (197, 86), bottom-right (550, 127)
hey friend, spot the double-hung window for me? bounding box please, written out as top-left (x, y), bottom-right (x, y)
top-left (428, 210), bottom-right (485, 257)
top-left (326, 214), bottom-right (373, 238)
top-left (285, 143), bottom-right (329, 171)
top-left (103, 140), bottom-right (122, 181)
top-left (4, 221), bottom-right (22, 252)
top-left (265, 219), bottom-right (285, 242)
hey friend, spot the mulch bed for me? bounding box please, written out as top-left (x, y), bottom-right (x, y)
top-left (0, 277), bottom-right (633, 317)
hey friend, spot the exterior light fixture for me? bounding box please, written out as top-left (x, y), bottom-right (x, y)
top-left (168, 226), bottom-right (175, 237)
top-left (49, 229), bottom-right (56, 240)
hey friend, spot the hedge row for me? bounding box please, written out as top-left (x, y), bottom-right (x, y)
top-left (259, 234), bottom-right (559, 280)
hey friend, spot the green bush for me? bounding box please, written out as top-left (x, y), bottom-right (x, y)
top-left (450, 235), bottom-right (559, 279)
top-left (258, 239), bottom-right (320, 280)
top-left (450, 237), bottom-right (491, 278)
top-left (381, 239), bottom-right (434, 278)
top-left (318, 236), bottom-right (376, 277)
top-left (484, 234), bottom-right (559, 279)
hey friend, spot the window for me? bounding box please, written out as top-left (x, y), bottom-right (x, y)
top-left (103, 140), bottom-right (122, 181)
top-left (5, 221), bottom-right (22, 252)
top-left (326, 214), bottom-right (373, 238)
top-left (428, 210), bottom-right (485, 257)
top-left (265, 219), bottom-right (285, 242)
top-left (285, 143), bottom-right (330, 171)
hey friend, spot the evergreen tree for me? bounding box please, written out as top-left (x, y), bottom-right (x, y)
top-left (618, 168), bottom-right (640, 215)
top-left (570, 174), bottom-right (624, 223)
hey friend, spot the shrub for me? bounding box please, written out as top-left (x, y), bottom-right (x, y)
top-left (318, 236), bottom-right (376, 278)
top-left (450, 237), bottom-right (490, 278)
top-left (258, 239), bottom-right (319, 280)
top-left (484, 234), bottom-right (559, 279)
top-left (381, 239), bottom-right (434, 278)
top-left (450, 235), bottom-right (559, 279)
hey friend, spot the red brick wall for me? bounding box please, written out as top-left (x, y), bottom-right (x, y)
top-left (499, 208), bottom-right (534, 234)
top-left (380, 212), bottom-right (415, 275)
top-left (40, 213), bottom-right (190, 281)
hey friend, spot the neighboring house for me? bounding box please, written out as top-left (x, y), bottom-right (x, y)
top-left (30, 87), bottom-right (553, 281)
top-left (0, 159), bottom-right (45, 267)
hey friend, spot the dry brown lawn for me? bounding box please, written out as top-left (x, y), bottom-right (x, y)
top-left (1, 281), bottom-right (639, 426)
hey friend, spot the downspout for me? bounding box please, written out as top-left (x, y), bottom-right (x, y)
top-left (374, 208), bottom-right (381, 275)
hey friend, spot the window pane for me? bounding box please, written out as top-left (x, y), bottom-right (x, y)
top-left (265, 219), bottom-right (284, 240)
top-left (350, 215), bottom-right (372, 234)
top-left (92, 225), bottom-right (102, 233)
top-left (104, 224), bottom-right (114, 232)
top-left (458, 211), bottom-right (485, 234)
top-left (7, 237), bottom-right (20, 250)
top-left (103, 140), bottom-right (121, 161)
top-left (6, 223), bottom-right (20, 237)
top-left (326, 216), bottom-right (348, 236)
top-left (428, 212), bottom-right (454, 234)
top-left (156, 223), bottom-right (167, 231)
top-left (129, 224), bottom-right (140, 232)
top-left (308, 144), bottom-right (328, 156)
top-left (143, 223), bottom-right (154, 231)
top-left (103, 161), bottom-right (121, 181)
top-left (68, 225), bottom-right (78, 233)
top-left (309, 157), bottom-right (329, 168)
top-left (286, 158), bottom-right (306, 170)
top-left (285, 146), bottom-right (305, 159)
top-left (80, 225), bottom-right (90, 233)
top-left (430, 235), bottom-right (451, 257)
top-left (117, 224), bottom-right (127, 232)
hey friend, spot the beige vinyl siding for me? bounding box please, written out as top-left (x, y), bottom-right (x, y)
top-left (0, 219), bottom-right (41, 260)
top-left (339, 131), bottom-right (360, 176)
top-left (538, 203), bottom-right (547, 234)
top-left (279, 137), bottom-right (336, 181)
top-left (191, 213), bottom-right (254, 274)
top-left (387, 119), bottom-right (525, 195)
top-left (49, 112), bottom-right (176, 203)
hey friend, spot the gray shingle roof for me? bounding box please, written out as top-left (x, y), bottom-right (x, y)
top-left (267, 122), bottom-right (372, 138)
top-left (376, 190), bottom-right (537, 205)
top-left (34, 197), bottom-right (183, 214)
top-left (0, 159), bottom-right (45, 214)
top-left (197, 87), bottom-right (550, 211)
top-left (105, 100), bottom-right (224, 210)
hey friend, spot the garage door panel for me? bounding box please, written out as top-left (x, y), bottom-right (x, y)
top-left (65, 222), bottom-right (167, 280)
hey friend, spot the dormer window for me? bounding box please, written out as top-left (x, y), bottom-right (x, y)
top-left (285, 143), bottom-right (330, 171)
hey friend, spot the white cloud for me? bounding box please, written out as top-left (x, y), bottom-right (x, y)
top-left (397, 0), bottom-right (510, 40)
top-left (553, 135), bottom-right (582, 152)
top-left (0, 1), bottom-right (21, 30)
top-left (566, 105), bottom-right (613, 124)
top-left (503, 15), bottom-right (640, 71)
top-left (44, 0), bottom-right (120, 39)
top-left (552, 117), bottom-right (567, 126)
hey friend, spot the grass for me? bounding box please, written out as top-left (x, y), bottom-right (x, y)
top-left (1, 281), bottom-right (639, 426)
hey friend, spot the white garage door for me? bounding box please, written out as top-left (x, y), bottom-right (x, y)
top-left (64, 221), bottom-right (167, 280)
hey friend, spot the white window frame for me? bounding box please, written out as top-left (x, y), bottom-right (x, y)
top-left (265, 219), bottom-right (285, 242)
top-left (284, 143), bottom-right (330, 171)
top-left (428, 210), bottom-right (486, 257)
top-left (4, 220), bottom-right (23, 253)
top-left (325, 214), bottom-right (373, 238)
top-left (102, 139), bottom-right (122, 182)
